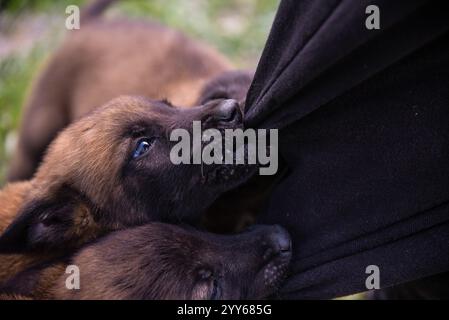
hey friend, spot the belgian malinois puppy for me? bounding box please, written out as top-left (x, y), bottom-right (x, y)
top-left (1, 223), bottom-right (291, 300)
top-left (0, 95), bottom-right (257, 282)
top-left (0, 0), bottom-right (272, 292)
top-left (7, 0), bottom-right (253, 182)
top-left (5, 0), bottom-right (264, 234)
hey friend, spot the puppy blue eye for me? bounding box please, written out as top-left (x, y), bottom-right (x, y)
top-left (133, 138), bottom-right (154, 159)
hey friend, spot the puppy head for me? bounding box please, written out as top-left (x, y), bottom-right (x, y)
top-left (44, 223), bottom-right (291, 300)
top-left (179, 224), bottom-right (292, 300)
top-left (0, 96), bottom-right (257, 252)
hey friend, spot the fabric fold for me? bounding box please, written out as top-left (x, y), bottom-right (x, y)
top-left (244, 0), bottom-right (449, 298)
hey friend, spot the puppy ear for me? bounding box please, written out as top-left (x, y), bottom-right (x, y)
top-left (197, 70), bottom-right (254, 105)
top-left (0, 187), bottom-right (98, 253)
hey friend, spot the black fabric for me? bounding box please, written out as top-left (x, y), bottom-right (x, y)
top-left (368, 271), bottom-right (449, 299)
top-left (244, 0), bottom-right (449, 298)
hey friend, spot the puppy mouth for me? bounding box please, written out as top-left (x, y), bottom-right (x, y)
top-left (253, 229), bottom-right (292, 298)
top-left (199, 124), bottom-right (258, 188)
top-left (261, 250), bottom-right (291, 292)
top-left (201, 162), bottom-right (258, 188)
top-left (245, 251), bottom-right (291, 300)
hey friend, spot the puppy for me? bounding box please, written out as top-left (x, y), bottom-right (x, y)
top-left (5, 0), bottom-right (262, 233)
top-left (0, 96), bottom-right (256, 281)
top-left (1, 223), bottom-right (291, 300)
top-left (7, 0), bottom-right (253, 182)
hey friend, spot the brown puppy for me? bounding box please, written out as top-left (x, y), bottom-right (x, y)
top-left (0, 95), bottom-right (256, 281)
top-left (0, 182), bottom-right (56, 283)
top-left (6, 0), bottom-right (261, 233)
top-left (7, 0), bottom-right (253, 182)
top-left (1, 223), bottom-right (291, 300)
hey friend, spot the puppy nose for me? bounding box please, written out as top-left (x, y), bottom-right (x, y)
top-left (264, 225), bottom-right (291, 258)
top-left (214, 99), bottom-right (242, 123)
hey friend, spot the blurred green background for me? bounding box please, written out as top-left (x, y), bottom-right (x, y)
top-left (0, 0), bottom-right (278, 184)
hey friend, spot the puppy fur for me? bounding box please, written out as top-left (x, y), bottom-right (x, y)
top-left (0, 95), bottom-right (258, 281)
top-left (0, 223), bottom-right (291, 300)
top-left (0, 182), bottom-right (59, 283)
top-left (7, 0), bottom-right (245, 182)
top-left (0, 0), bottom-right (273, 291)
top-left (5, 0), bottom-right (262, 234)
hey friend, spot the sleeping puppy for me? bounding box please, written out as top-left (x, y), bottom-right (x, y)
top-left (0, 96), bottom-right (257, 281)
top-left (7, 0), bottom-right (253, 182)
top-left (1, 223), bottom-right (291, 300)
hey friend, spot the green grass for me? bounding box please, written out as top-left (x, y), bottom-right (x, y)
top-left (115, 0), bottom-right (278, 65)
top-left (0, 48), bottom-right (48, 182)
top-left (0, 0), bottom-right (278, 184)
top-left (1, 0), bottom-right (277, 63)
